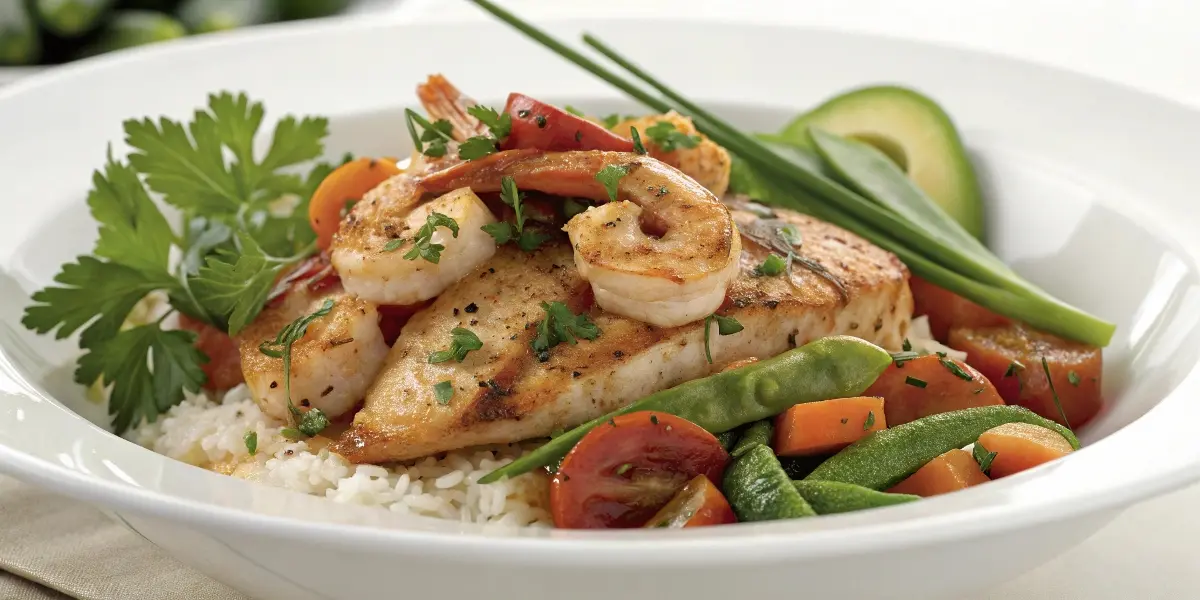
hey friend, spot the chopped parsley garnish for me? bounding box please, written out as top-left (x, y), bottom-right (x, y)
top-left (534, 115), bottom-right (548, 128)
top-left (703, 314), bottom-right (744, 364)
top-left (480, 176), bottom-right (550, 252)
top-left (630, 127), bottom-right (648, 155)
top-left (530, 301), bottom-right (601, 362)
top-left (863, 411), bottom-right (876, 431)
top-left (939, 356), bottom-right (975, 381)
top-left (890, 351), bottom-right (920, 367)
top-left (902, 338), bottom-right (912, 352)
top-left (404, 212), bottom-right (459, 263)
top-left (1041, 357), bottom-right (1072, 430)
top-left (564, 105), bottom-right (585, 117)
top-left (600, 113), bottom-right (621, 129)
top-left (458, 135), bottom-right (500, 160)
top-left (754, 253), bottom-right (787, 276)
top-left (1004, 360), bottom-right (1025, 378)
top-left (382, 238), bottom-right (405, 252)
top-left (404, 109), bottom-right (454, 158)
top-left (429, 327), bottom-right (483, 364)
top-left (297, 408), bottom-right (329, 437)
top-left (615, 463), bottom-right (633, 475)
top-left (904, 376), bottom-right (927, 388)
top-left (973, 442), bottom-right (997, 475)
top-left (466, 105), bottom-right (512, 139)
top-left (243, 431), bottom-right (257, 455)
top-left (433, 381), bottom-right (455, 405)
top-left (22, 92), bottom-right (333, 433)
top-left (1068, 370), bottom-right (1081, 386)
top-left (644, 121), bottom-right (701, 152)
top-left (594, 164), bottom-right (629, 202)
top-left (259, 298), bottom-right (335, 432)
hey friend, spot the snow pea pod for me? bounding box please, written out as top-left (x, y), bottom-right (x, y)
top-left (479, 335), bottom-right (892, 483)
top-left (805, 405), bottom-right (1079, 490)
top-left (792, 480), bottom-right (918, 514)
top-left (730, 419), bottom-right (773, 458)
top-left (725, 444), bottom-right (816, 521)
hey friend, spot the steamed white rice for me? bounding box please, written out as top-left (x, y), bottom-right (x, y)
top-left (128, 315), bottom-right (953, 526)
top-left (129, 386), bottom-right (553, 526)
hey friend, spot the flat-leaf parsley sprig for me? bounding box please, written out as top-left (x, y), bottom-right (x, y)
top-left (22, 92), bottom-right (335, 433)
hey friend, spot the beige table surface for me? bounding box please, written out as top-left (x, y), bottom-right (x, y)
top-left (6, 1), bottom-right (1200, 598)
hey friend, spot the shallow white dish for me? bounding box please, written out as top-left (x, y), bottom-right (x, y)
top-left (3, 12), bottom-right (1200, 600)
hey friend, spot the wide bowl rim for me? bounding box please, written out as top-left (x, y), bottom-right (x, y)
top-left (3, 13), bottom-right (1200, 565)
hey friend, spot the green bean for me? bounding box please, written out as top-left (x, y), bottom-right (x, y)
top-left (805, 405), bottom-right (1080, 490)
top-left (715, 430), bottom-right (740, 451)
top-left (724, 444), bottom-right (816, 521)
top-left (479, 335), bottom-right (891, 483)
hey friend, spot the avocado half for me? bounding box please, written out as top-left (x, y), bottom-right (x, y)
top-left (778, 86), bottom-right (986, 240)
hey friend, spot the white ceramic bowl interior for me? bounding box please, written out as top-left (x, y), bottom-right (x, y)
top-left (2, 15), bottom-right (1200, 600)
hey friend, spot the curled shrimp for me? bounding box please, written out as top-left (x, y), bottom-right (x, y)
top-left (610, 112), bottom-right (731, 197)
top-left (239, 261), bottom-right (389, 421)
top-left (330, 178), bottom-right (500, 305)
top-left (417, 74), bottom-right (489, 142)
top-left (420, 150), bottom-right (741, 327)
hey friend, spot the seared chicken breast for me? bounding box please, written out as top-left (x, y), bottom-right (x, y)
top-left (332, 204), bottom-right (912, 463)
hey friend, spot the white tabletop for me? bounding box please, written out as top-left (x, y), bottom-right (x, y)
top-left (363, 2), bottom-right (1200, 597)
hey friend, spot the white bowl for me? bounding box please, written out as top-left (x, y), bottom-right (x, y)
top-left (3, 15), bottom-right (1200, 600)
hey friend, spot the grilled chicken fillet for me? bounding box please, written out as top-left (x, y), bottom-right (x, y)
top-left (332, 203), bottom-right (912, 463)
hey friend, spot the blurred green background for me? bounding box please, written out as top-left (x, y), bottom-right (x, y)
top-left (0, 0), bottom-right (357, 66)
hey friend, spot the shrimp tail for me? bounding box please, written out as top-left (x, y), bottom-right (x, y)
top-left (417, 74), bottom-right (490, 142)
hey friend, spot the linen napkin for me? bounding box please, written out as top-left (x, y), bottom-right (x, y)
top-left (0, 475), bottom-right (244, 600)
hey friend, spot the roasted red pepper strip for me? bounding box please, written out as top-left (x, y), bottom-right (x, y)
top-left (501, 93), bottom-right (634, 152)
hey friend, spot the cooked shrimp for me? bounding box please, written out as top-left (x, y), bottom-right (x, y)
top-left (417, 74), bottom-right (488, 141)
top-left (611, 112), bottom-right (731, 197)
top-left (238, 282), bottom-right (389, 422)
top-left (420, 150), bottom-right (741, 327)
top-left (331, 180), bottom-right (499, 305)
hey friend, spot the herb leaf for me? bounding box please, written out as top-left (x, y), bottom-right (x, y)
top-left (244, 430), bottom-right (257, 455)
top-left (938, 356), bottom-right (975, 381)
top-left (863, 411), bottom-right (876, 431)
top-left (429, 327), bottom-right (484, 364)
top-left (466, 105), bottom-right (513, 139)
top-left (189, 233), bottom-right (284, 335)
top-left (973, 442), bottom-right (997, 474)
top-left (297, 408), bottom-right (329, 437)
top-left (1067, 370), bottom-right (1081, 386)
top-left (531, 301), bottom-right (601, 362)
top-left (630, 127), bottom-right (648, 155)
top-left (482, 176), bottom-right (548, 252)
top-left (703, 314), bottom-right (743, 364)
top-left (644, 121), bottom-right (701, 153)
top-left (1004, 360), bottom-right (1025, 378)
top-left (564, 105), bottom-right (585, 117)
top-left (594, 164), bottom-right (629, 202)
top-left (458, 135), bottom-right (500, 160)
top-left (404, 212), bottom-right (459, 264)
top-left (481, 221), bottom-right (516, 245)
top-left (601, 114), bottom-right (621, 129)
top-left (1041, 357), bottom-right (1072, 430)
top-left (75, 324), bottom-right (207, 433)
top-left (434, 381), bottom-right (455, 405)
top-left (754, 253), bottom-right (787, 277)
top-left (904, 376), bottom-right (927, 388)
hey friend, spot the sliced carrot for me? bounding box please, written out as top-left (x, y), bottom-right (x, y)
top-left (887, 449), bottom-right (990, 497)
top-left (308, 157), bottom-right (402, 250)
top-left (774, 396), bottom-right (886, 457)
top-left (910, 276), bottom-right (1010, 342)
top-left (949, 324), bottom-right (1103, 427)
top-left (864, 354), bottom-right (1004, 427)
top-left (977, 422), bottom-right (1073, 478)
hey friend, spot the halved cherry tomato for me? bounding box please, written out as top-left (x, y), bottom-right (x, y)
top-left (500, 93), bottom-right (634, 153)
top-left (308, 157), bottom-right (402, 250)
top-left (910, 276), bottom-right (1010, 342)
top-left (643, 475), bottom-right (736, 528)
top-left (551, 411), bottom-right (729, 529)
top-left (178, 314), bottom-right (244, 390)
